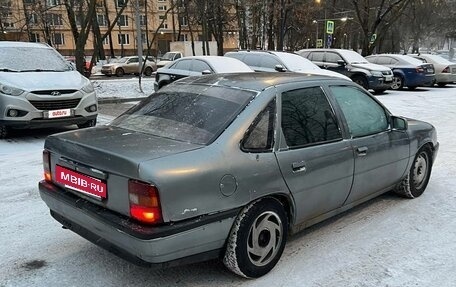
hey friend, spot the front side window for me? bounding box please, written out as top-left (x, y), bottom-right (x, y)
top-left (191, 60), bottom-right (211, 72)
top-left (325, 52), bottom-right (343, 63)
top-left (331, 86), bottom-right (388, 138)
top-left (309, 52), bottom-right (324, 62)
top-left (281, 87), bottom-right (341, 148)
top-left (242, 100), bottom-right (276, 152)
top-left (172, 59), bottom-right (191, 70)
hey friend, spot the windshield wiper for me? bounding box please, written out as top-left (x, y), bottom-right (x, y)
top-left (19, 69), bottom-right (64, 72)
top-left (0, 68), bottom-right (20, 72)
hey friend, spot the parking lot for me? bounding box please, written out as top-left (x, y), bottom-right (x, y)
top-left (1, 85), bottom-right (455, 287)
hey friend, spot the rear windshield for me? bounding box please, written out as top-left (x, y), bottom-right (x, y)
top-left (110, 84), bottom-right (257, 145)
top-left (0, 47), bottom-right (72, 72)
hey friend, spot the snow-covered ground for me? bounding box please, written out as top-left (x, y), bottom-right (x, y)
top-left (1, 84), bottom-right (456, 287)
top-left (92, 77), bottom-right (155, 100)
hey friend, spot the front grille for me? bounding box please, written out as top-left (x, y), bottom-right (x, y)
top-left (32, 90), bottom-right (78, 95)
top-left (29, 99), bottom-right (81, 110)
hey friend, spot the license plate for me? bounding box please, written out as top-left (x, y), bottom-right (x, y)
top-left (384, 76), bottom-right (393, 82)
top-left (47, 109), bottom-right (71, 118)
top-left (55, 165), bottom-right (107, 199)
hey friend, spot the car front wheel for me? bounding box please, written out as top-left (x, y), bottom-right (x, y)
top-left (115, 68), bottom-right (124, 77)
top-left (144, 67), bottom-right (153, 76)
top-left (394, 147), bottom-right (432, 198)
top-left (391, 75), bottom-right (404, 90)
top-left (223, 198), bottom-right (288, 278)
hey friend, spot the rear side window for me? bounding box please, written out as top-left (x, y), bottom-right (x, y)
top-left (376, 57), bottom-right (391, 65)
top-left (242, 100), bottom-right (276, 152)
top-left (325, 52), bottom-right (343, 63)
top-left (281, 87), bottom-right (341, 148)
top-left (330, 86), bottom-right (388, 137)
top-left (128, 57), bottom-right (139, 63)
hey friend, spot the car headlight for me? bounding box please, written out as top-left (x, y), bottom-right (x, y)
top-left (81, 82), bottom-right (94, 93)
top-left (371, 71), bottom-right (383, 77)
top-left (0, 83), bottom-right (24, 96)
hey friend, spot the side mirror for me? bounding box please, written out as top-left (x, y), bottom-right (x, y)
top-left (201, 70), bottom-right (212, 75)
top-left (337, 60), bottom-right (346, 66)
top-left (274, 65), bottom-right (287, 72)
top-left (391, 116), bottom-right (407, 131)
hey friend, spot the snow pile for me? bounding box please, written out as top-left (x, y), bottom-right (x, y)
top-left (91, 78), bottom-right (155, 100)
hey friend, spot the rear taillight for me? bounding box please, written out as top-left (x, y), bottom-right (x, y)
top-left (442, 66), bottom-right (450, 73)
top-left (43, 150), bottom-right (52, 182)
top-left (416, 66), bottom-right (424, 73)
top-left (128, 180), bottom-right (162, 224)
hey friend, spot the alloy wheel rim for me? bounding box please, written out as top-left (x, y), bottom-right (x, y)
top-left (392, 76), bottom-right (402, 89)
top-left (247, 211), bottom-right (283, 267)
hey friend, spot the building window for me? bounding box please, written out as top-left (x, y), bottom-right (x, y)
top-left (102, 37), bottom-right (109, 45)
top-left (30, 33), bottom-right (40, 42)
top-left (159, 15), bottom-right (166, 20)
top-left (158, 5), bottom-right (167, 11)
top-left (48, 13), bottom-right (63, 26)
top-left (117, 15), bottom-right (128, 26)
top-left (179, 34), bottom-right (188, 41)
top-left (3, 22), bottom-right (14, 28)
top-left (179, 16), bottom-right (187, 26)
top-left (117, 0), bottom-right (126, 7)
top-left (159, 23), bottom-right (168, 29)
top-left (118, 34), bottom-right (130, 45)
top-left (24, 0), bottom-right (35, 4)
top-left (29, 13), bottom-right (39, 24)
top-left (141, 33), bottom-right (147, 45)
top-left (97, 14), bottom-right (107, 26)
top-left (47, 0), bottom-right (60, 6)
top-left (139, 15), bottom-right (147, 26)
top-left (53, 33), bottom-right (65, 45)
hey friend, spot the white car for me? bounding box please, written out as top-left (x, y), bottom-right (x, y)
top-left (411, 54), bottom-right (456, 86)
top-left (0, 42), bottom-right (97, 139)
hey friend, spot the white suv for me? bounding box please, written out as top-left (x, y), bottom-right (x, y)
top-left (0, 42), bottom-right (98, 138)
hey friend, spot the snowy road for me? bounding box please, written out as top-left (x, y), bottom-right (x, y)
top-left (1, 86), bottom-right (456, 287)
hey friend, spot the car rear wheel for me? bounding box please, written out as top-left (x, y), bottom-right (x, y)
top-left (352, 75), bottom-right (368, 90)
top-left (144, 67), bottom-right (153, 76)
top-left (437, 83), bottom-right (447, 87)
top-left (391, 75), bottom-right (404, 90)
top-left (77, 119), bottom-right (97, 129)
top-left (223, 198), bottom-right (288, 278)
top-left (394, 147), bottom-right (432, 198)
top-left (115, 68), bottom-right (125, 77)
top-left (0, 125), bottom-right (8, 139)
top-left (373, 89), bottom-right (386, 94)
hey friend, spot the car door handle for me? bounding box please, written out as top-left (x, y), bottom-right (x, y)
top-left (292, 161), bottom-right (307, 173)
top-left (356, 146), bottom-right (368, 156)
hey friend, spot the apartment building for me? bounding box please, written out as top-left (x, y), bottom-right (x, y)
top-left (0, 0), bottom-right (238, 57)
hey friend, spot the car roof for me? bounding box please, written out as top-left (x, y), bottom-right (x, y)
top-left (173, 56), bottom-right (253, 72)
top-left (176, 72), bottom-right (345, 92)
top-left (0, 41), bottom-right (51, 49)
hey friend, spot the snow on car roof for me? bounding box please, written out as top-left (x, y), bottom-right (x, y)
top-left (184, 56), bottom-right (254, 73)
top-left (0, 41), bottom-right (51, 49)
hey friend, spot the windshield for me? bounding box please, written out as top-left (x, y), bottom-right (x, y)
top-left (339, 50), bottom-right (369, 64)
top-left (110, 84), bottom-right (256, 145)
top-left (161, 52), bottom-right (177, 61)
top-left (277, 52), bottom-right (320, 71)
top-left (0, 47), bottom-right (72, 72)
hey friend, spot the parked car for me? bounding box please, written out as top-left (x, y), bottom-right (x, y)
top-left (297, 49), bottom-right (393, 93)
top-left (101, 56), bottom-right (157, 77)
top-left (39, 72), bottom-right (438, 278)
top-left (153, 56), bottom-right (253, 91)
top-left (0, 41), bottom-right (98, 139)
top-left (224, 50), bottom-right (351, 81)
top-left (156, 51), bottom-right (183, 68)
top-left (365, 54), bottom-right (435, 90)
top-left (410, 54), bottom-right (456, 87)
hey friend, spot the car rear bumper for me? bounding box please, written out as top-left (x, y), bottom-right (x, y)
top-left (39, 180), bottom-right (238, 265)
top-left (435, 73), bottom-right (456, 84)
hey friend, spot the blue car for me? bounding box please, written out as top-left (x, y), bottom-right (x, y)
top-left (366, 54), bottom-right (435, 90)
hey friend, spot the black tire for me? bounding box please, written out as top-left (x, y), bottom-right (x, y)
top-left (77, 118), bottom-right (97, 129)
top-left (0, 125), bottom-right (8, 139)
top-left (352, 75), bottom-right (368, 90)
top-left (391, 74), bottom-right (404, 90)
top-left (394, 147), bottom-right (432, 198)
top-left (223, 198), bottom-right (288, 278)
top-left (373, 89), bottom-right (386, 94)
top-left (144, 67), bottom-right (153, 76)
top-left (437, 83), bottom-right (447, 87)
top-left (115, 68), bottom-right (124, 77)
